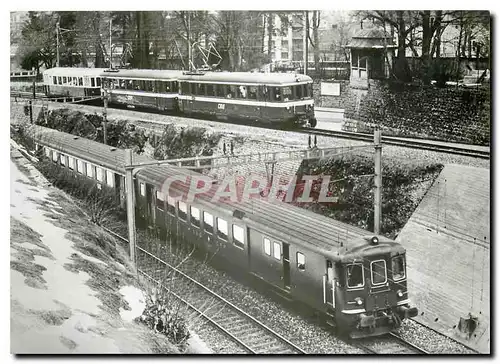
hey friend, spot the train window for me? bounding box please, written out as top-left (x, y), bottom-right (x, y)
top-left (371, 260), bottom-right (387, 285)
top-left (139, 182), bottom-right (146, 197)
top-left (91, 78), bottom-right (95, 87)
top-left (263, 238), bottom-right (271, 256)
top-left (216, 84), bottom-right (226, 97)
top-left (295, 85), bottom-right (303, 99)
top-left (156, 191), bottom-right (164, 211)
top-left (78, 77), bottom-right (83, 86)
top-left (228, 85), bottom-right (237, 99)
top-left (58, 76), bottom-right (62, 85)
top-left (190, 206), bottom-right (200, 227)
top-left (86, 163), bottom-right (94, 178)
top-left (52, 150), bottom-right (58, 162)
top-left (206, 84), bottom-right (215, 96)
top-left (96, 78), bottom-right (101, 87)
top-left (232, 225), bottom-right (245, 249)
top-left (53, 76), bottom-right (57, 85)
top-left (131, 80), bottom-right (139, 90)
top-left (181, 82), bottom-right (190, 95)
top-left (76, 160), bottom-right (84, 174)
top-left (96, 167), bottom-right (103, 182)
top-left (68, 156), bottom-right (75, 170)
top-left (178, 201), bottom-right (187, 221)
top-left (60, 154), bottom-right (66, 166)
top-left (216, 218), bottom-right (228, 241)
top-left (203, 211), bottom-right (214, 233)
top-left (63, 77), bottom-right (67, 84)
top-left (346, 263), bottom-right (364, 289)
top-left (198, 83), bottom-right (206, 96)
top-left (237, 86), bottom-right (247, 99)
top-left (248, 86), bottom-right (258, 100)
top-left (282, 86), bottom-right (293, 101)
top-left (127, 80), bottom-right (133, 90)
top-left (44, 148), bottom-right (51, 158)
top-left (391, 256), bottom-right (406, 281)
top-left (273, 242), bottom-right (281, 260)
top-left (106, 170), bottom-right (114, 188)
top-left (166, 195), bottom-right (176, 215)
top-left (172, 81), bottom-right (178, 92)
top-left (296, 252), bottom-right (306, 271)
top-left (272, 87), bottom-right (282, 102)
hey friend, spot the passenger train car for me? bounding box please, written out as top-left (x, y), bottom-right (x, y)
top-left (26, 125), bottom-right (418, 338)
top-left (42, 67), bottom-right (317, 128)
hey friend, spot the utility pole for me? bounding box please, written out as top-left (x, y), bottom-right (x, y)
top-left (102, 89), bottom-right (108, 145)
top-left (125, 149), bottom-right (137, 263)
top-left (56, 21), bottom-right (60, 67)
top-left (373, 129), bottom-right (382, 235)
top-left (109, 18), bottom-right (112, 69)
top-left (303, 11), bottom-right (307, 75)
top-left (187, 11), bottom-right (192, 71)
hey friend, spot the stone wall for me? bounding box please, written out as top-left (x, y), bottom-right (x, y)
top-left (313, 79), bottom-right (490, 146)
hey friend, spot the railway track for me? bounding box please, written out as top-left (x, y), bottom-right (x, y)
top-left (103, 227), bottom-right (306, 354)
top-left (11, 91), bottom-right (489, 160)
top-left (300, 128), bottom-right (490, 160)
top-left (355, 332), bottom-right (430, 354)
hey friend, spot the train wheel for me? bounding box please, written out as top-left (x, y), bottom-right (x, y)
top-left (309, 118), bottom-right (317, 128)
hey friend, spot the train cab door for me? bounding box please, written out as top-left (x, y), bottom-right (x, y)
top-left (282, 243), bottom-right (291, 290)
top-left (324, 260), bottom-right (335, 308)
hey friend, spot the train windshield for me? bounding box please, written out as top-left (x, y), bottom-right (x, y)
top-left (391, 255), bottom-right (406, 281)
top-left (346, 263), bottom-right (364, 288)
top-left (370, 260), bottom-right (387, 285)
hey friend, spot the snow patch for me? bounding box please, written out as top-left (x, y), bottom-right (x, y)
top-left (119, 286), bottom-right (146, 322)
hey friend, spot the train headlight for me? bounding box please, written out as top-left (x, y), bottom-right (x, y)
top-left (355, 297), bottom-right (363, 306)
top-left (371, 236), bottom-right (379, 245)
top-left (397, 290), bottom-right (404, 298)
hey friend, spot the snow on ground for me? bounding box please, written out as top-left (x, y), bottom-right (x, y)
top-left (119, 286), bottom-right (145, 323)
top-left (9, 147), bottom-right (184, 354)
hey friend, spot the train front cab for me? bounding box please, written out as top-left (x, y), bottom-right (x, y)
top-left (328, 237), bottom-right (418, 338)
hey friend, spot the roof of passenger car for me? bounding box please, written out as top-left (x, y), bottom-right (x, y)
top-left (43, 67), bottom-right (108, 77)
top-left (99, 69), bottom-right (185, 80)
top-left (179, 71), bottom-right (313, 85)
top-left (29, 125), bottom-right (398, 258)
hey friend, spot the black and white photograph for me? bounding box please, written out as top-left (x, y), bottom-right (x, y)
top-left (8, 7), bottom-right (491, 356)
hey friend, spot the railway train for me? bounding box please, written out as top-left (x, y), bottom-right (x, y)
top-left (26, 125), bottom-right (418, 338)
top-left (42, 67), bottom-right (317, 128)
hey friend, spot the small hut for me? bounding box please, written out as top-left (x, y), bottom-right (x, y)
top-left (346, 28), bottom-right (396, 87)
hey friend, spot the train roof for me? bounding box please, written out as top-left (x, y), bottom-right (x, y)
top-left (179, 71), bottom-right (313, 85)
top-left (99, 68), bottom-right (185, 80)
top-left (28, 125), bottom-right (403, 260)
top-left (43, 67), bottom-right (108, 77)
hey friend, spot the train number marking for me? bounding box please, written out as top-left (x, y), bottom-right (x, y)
top-left (218, 103), bottom-right (225, 110)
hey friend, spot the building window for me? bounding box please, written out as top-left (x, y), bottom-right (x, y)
top-left (263, 237), bottom-right (271, 256)
top-left (297, 252), bottom-right (306, 271)
top-left (216, 218), bottom-right (228, 241)
top-left (346, 263), bottom-right (364, 289)
top-left (156, 191), bottom-right (164, 211)
top-left (68, 156), bottom-right (75, 170)
top-left (203, 211), bottom-right (214, 233)
top-left (178, 201), bottom-right (187, 220)
top-left (281, 52), bottom-right (289, 60)
top-left (190, 206), bottom-right (200, 227)
top-left (106, 170), bottom-right (114, 188)
top-left (166, 195), bottom-right (176, 215)
top-left (139, 182), bottom-right (146, 197)
top-left (273, 242), bottom-right (281, 260)
top-left (371, 260), bottom-right (387, 285)
top-left (232, 225), bottom-right (245, 249)
top-left (96, 167), bottom-right (103, 182)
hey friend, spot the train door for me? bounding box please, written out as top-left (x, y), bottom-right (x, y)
top-left (283, 243), bottom-right (291, 290)
top-left (324, 260), bottom-right (335, 308)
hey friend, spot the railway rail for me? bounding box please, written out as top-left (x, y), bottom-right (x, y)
top-left (102, 226), bottom-right (306, 354)
top-left (11, 90), bottom-right (489, 160)
top-left (355, 332), bottom-right (430, 354)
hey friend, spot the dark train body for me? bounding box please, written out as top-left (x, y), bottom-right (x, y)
top-left (27, 125), bottom-right (417, 338)
top-left (42, 67), bottom-right (317, 128)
